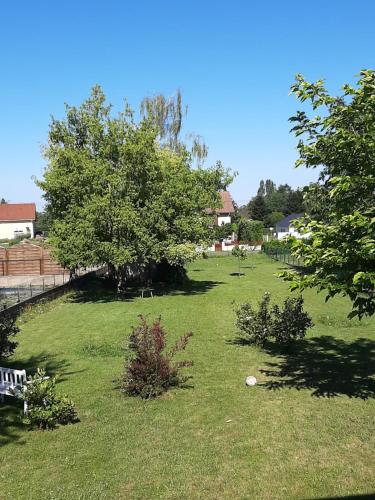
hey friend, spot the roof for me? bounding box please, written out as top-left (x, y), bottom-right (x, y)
top-left (0, 203), bottom-right (36, 222)
top-left (275, 213), bottom-right (303, 230)
top-left (207, 191), bottom-right (235, 215)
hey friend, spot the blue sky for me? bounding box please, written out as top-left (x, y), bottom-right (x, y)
top-left (1, 0), bottom-right (374, 209)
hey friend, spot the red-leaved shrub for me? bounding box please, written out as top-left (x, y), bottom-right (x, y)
top-left (122, 316), bottom-right (193, 399)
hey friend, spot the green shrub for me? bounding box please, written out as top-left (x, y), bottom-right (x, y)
top-left (262, 239), bottom-right (292, 254)
top-left (272, 297), bottom-right (313, 343)
top-left (235, 292), bottom-right (272, 345)
top-left (235, 293), bottom-right (313, 346)
top-left (122, 316), bottom-right (193, 399)
top-left (21, 368), bottom-right (78, 430)
top-left (0, 315), bottom-right (19, 360)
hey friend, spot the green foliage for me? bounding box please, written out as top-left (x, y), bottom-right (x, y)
top-left (235, 292), bottom-right (272, 345)
top-left (140, 90), bottom-right (208, 164)
top-left (35, 210), bottom-right (52, 233)
top-left (235, 293), bottom-right (312, 345)
top-left (271, 297), bottom-right (313, 343)
top-left (264, 211), bottom-right (284, 228)
top-left (262, 239), bottom-right (292, 254)
top-left (247, 194), bottom-right (266, 220)
top-left (0, 315), bottom-right (19, 360)
top-left (232, 246), bottom-right (247, 260)
top-left (282, 70), bottom-right (375, 318)
top-left (20, 368), bottom-right (78, 430)
top-left (232, 245), bottom-right (248, 277)
top-left (37, 86), bottom-right (232, 285)
top-left (122, 316), bottom-right (193, 399)
top-left (237, 219), bottom-right (263, 242)
top-left (248, 180), bottom-right (305, 223)
top-left (214, 222), bottom-right (233, 241)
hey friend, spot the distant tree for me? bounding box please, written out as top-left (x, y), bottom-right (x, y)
top-left (238, 220), bottom-right (263, 243)
top-left (286, 189), bottom-right (304, 213)
top-left (282, 70), bottom-right (375, 318)
top-left (0, 198), bottom-right (7, 204)
top-left (264, 211), bottom-right (284, 228)
top-left (257, 180), bottom-right (265, 196)
top-left (215, 223), bottom-right (233, 241)
top-left (35, 211), bottom-right (52, 233)
top-left (248, 194), bottom-right (267, 221)
top-left (265, 179), bottom-right (276, 195)
top-left (232, 246), bottom-right (247, 277)
top-left (141, 90), bottom-right (208, 165)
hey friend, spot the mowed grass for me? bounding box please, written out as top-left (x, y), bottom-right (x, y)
top-left (0, 254), bottom-right (374, 499)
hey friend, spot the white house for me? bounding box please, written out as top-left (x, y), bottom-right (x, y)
top-left (207, 191), bottom-right (236, 251)
top-left (0, 203), bottom-right (36, 240)
top-left (275, 213), bottom-right (308, 240)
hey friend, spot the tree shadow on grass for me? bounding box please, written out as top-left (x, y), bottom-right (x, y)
top-left (70, 277), bottom-right (224, 303)
top-left (0, 352), bottom-right (81, 447)
top-left (0, 404), bottom-right (27, 447)
top-left (259, 336), bottom-right (375, 399)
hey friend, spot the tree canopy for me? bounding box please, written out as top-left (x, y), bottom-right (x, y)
top-left (247, 180), bottom-right (305, 225)
top-left (37, 86), bottom-right (231, 286)
top-left (282, 70), bottom-right (375, 318)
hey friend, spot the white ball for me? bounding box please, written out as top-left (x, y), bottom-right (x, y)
top-left (245, 376), bottom-right (257, 386)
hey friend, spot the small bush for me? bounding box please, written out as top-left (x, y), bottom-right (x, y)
top-left (235, 293), bottom-right (313, 346)
top-left (235, 292), bottom-right (272, 345)
top-left (0, 315), bottom-right (19, 360)
top-left (272, 297), bottom-right (313, 343)
top-left (122, 316), bottom-right (193, 399)
top-left (20, 368), bottom-right (78, 430)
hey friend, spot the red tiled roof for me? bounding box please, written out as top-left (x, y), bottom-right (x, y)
top-left (207, 191), bottom-right (235, 215)
top-left (218, 191), bottom-right (235, 214)
top-left (0, 203), bottom-right (36, 222)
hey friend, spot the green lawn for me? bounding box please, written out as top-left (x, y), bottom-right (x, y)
top-left (1, 254), bottom-right (374, 499)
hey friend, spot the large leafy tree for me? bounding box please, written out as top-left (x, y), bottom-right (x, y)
top-left (283, 70), bottom-right (375, 318)
top-left (37, 86), bottom-right (231, 287)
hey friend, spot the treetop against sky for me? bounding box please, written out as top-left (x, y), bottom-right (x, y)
top-left (0, 0), bottom-right (374, 208)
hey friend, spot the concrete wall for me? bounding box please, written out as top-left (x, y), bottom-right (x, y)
top-left (0, 221), bottom-right (35, 239)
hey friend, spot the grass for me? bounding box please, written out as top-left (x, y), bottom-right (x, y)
top-left (0, 253), bottom-right (374, 499)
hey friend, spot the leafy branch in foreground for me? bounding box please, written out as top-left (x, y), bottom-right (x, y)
top-left (283, 70), bottom-right (375, 319)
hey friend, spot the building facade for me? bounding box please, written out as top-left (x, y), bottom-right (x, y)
top-left (0, 203), bottom-right (36, 240)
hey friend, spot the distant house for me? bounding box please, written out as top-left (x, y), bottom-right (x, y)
top-left (207, 191), bottom-right (236, 251)
top-left (209, 191), bottom-right (235, 226)
top-left (275, 213), bottom-right (307, 240)
top-left (0, 203), bottom-right (36, 240)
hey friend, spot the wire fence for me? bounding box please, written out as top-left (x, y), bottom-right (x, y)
top-left (0, 267), bottom-right (98, 311)
top-left (262, 247), bottom-right (306, 268)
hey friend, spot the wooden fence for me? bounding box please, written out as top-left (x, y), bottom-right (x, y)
top-left (0, 242), bottom-right (65, 276)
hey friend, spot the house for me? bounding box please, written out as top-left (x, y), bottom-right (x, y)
top-left (275, 213), bottom-right (307, 240)
top-left (0, 203), bottom-right (36, 240)
top-left (207, 191), bottom-right (236, 251)
top-left (214, 191), bottom-right (235, 226)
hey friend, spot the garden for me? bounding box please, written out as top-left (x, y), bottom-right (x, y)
top-left (0, 253), bottom-right (374, 499)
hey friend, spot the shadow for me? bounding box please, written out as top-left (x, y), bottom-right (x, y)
top-left (1, 352), bottom-right (83, 446)
top-left (226, 336), bottom-right (255, 347)
top-left (229, 272), bottom-right (245, 277)
top-left (70, 276), bottom-right (224, 303)
top-left (259, 336), bottom-right (375, 399)
top-left (1, 352), bottom-right (72, 382)
top-left (0, 404), bottom-right (27, 447)
top-left (314, 495), bottom-right (375, 500)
